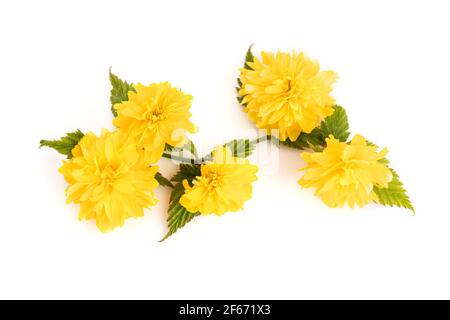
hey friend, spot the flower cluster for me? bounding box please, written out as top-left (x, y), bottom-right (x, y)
top-left (41, 73), bottom-right (260, 236)
top-left (40, 46), bottom-right (413, 241)
top-left (51, 80), bottom-right (199, 232)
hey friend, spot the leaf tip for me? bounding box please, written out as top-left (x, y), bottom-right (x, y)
top-left (108, 67), bottom-right (115, 80)
top-left (158, 234), bottom-right (170, 243)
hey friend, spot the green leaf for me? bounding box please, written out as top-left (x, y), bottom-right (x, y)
top-left (223, 139), bottom-right (256, 158)
top-left (160, 164), bottom-right (202, 242)
top-left (236, 44), bottom-right (254, 105)
top-left (154, 172), bottom-right (173, 188)
top-left (359, 143), bottom-right (414, 212)
top-left (281, 105), bottom-right (350, 150)
top-left (200, 139), bottom-right (257, 163)
top-left (40, 130), bottom-right (84, 159)
top-left (319, 105), bottom-right (350, 142)
top-left (160, 202), bottom-right (200, 242)
top-left (244, 44), bottom-right (254, 70)
top-left (374, 167), bottom-right (415, 213)
top-left (168, 181), bottom-right (188, 205)
top-left (167, 139), bottom-right (198, 158)
top-left (109, 68), bottom-right (136, 117)
top-left (164, 143), bottom-right (174, 152)
top-left (171, 164), bottom-right (201, 183)
top-left (281, 128), bottom-right (324, 151)
top-left (183, 139), bottom-right (198, 158)
top-left (236, 92), bottom-right (244, 104)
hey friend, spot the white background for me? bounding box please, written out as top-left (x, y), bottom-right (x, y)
top-left (1, 0), bottom-right (449, 299)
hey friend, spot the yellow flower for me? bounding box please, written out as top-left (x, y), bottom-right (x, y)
top-left (113, 82), bottom-right (197, 163)
top-left (59, 129), bottom-right (159, 232)
top-left (298, 134), bottom-right (393, 208)
top-left (179, 147), bottom-right (258, 215)
top-left (239, 51), bottom-right (337, 141)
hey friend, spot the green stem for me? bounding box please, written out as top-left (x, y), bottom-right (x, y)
top-left (161, 152), bottom-right (197, 164)
top-left (199, 135), bottom-right (279, 163)
top-left (251, 134), bottom-right (280, 145)
top-left (162, 135), bottom-right (280, 164)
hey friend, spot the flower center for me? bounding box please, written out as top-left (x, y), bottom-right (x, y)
top-left (206, 173), bottom-right (220, 189)
top-left (99, 165), bottom-right (117, 184)
top-left (283, 76), bottom-right (297, 98)
top-left (151, 112), bottom-right (166, 123)
top-left (145, 107), bottom-right (167, 123)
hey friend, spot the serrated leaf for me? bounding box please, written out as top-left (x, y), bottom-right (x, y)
top-left (109, 68), bottom-right (136, 117)
top-left (164, 143), bottom-right (174, 152)
top-left (183, 139), bottom-right (198, 158)
top-left (168, 181), bottom-right (188, 206)
top-left (374, 167), bottom-right (415, 213)
top-left (236, 93), bottom-right (244, 104)
top-left (170, 164), bottom-right (201, 183)
top-left (281, 105), bottom-right (350, 150)
top-left (40, 130), bottom-right (84, 159)
top-left (200, 139), bottom-right (257, 163)
top-left (154, 172), bottom-right (173, 188)
top-left (378, 157), bottom-right (390, 165)
top-left (365, 141), bottom-right (391, 166)
top-left (160, 202), bottom-right (200, 242)
top-left (244, 44), bottom-right (254, 70)
top-left (223, 139), bottom-right (256, 158)
top-left (319, 105), bottom-right (350, 142)
top-left (281, 128), bottom-right (323, 150)
top-left (168, 139), bottom-right (198, 158)
top-left (236, 45), bottom-right (254, 105)
top-left (160, 165), bottom-right (201, 242)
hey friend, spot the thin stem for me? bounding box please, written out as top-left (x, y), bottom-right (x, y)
top-left (251, 134), bottom-right (280, 145)
top-left (198, 135), bottom-right (279, 163)
top-left (161, 152), bottom-right (196, 164)
top-left (311, 145), bottom-right (324, 152)
top-left (181, 142), bottom-right (199, 160)
top-left (162, 135), bottom-right (280, 164)
top-left (198, 153), bottom-right (212, 164)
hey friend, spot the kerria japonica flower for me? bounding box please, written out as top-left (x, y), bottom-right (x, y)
top-left (59, 129), bottom-right (159, 232)
top-left (239, 51), bottom-right (337, 141)
top-left (180, 147), bottom-right (258, 215)
top-left (113, 82), bottom-right (196, 163)
top-left (298, 134), bottom-right (393, 208)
